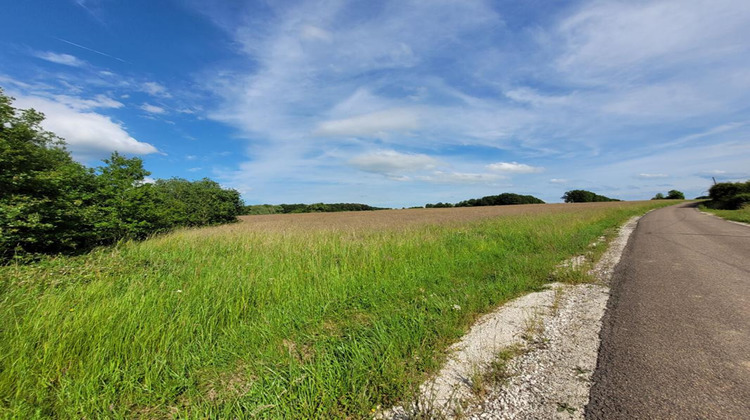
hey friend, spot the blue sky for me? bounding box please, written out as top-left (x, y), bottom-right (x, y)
top-left (2, 0), bottom-right (749, 207)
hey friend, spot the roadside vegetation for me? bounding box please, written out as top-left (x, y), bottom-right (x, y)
top-left (700, 180), bottom-right (750, 223)
top-left (1, 201), bottom-right (673, 418)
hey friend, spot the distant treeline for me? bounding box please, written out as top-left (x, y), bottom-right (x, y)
top-left (561, 189), bottom-right (620, 203)
top-left (243, 203), bottom-right (387, 215)
top-left (705, 181), bottom-right (750, 210)
top-left (0, 89), bottom-right (242, 260)
top-left (651, 190), bottom-right (685, 200)
top-left (425, 193), bottom-right (545, 208)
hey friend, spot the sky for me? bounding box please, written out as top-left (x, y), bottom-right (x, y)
top-left (1, 0), bottom-right (749, 207)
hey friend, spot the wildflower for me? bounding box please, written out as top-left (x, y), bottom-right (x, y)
top-left (452, 304), bottom-right (461, 311)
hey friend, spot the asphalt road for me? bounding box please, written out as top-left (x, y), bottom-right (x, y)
top-left (587, 203), bottom-right (750, 419)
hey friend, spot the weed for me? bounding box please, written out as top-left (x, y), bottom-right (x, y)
top-left (557, 402), bottom-right (577, 415)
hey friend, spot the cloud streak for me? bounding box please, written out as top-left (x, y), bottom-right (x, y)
top-left (33, 51), bottom-right (87, 67)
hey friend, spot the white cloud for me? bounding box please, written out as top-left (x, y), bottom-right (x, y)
top-left (638, 173), bottom-right (669, 179)
top-left (300, 25), bottom-right (332, 42)
top-left (33, 51), bottom-right (86, 67)
top-left (349, 150), bottom-right (438, 175)
top-left (316, 108), bottom-right (420, 137)
top-left (141, 103), bottom-right (166, 114)
top-left (549, 178), bottom-right (568, 184)
top-left (12, 93), bottom-right (158, 158)
top-left (505, 88), bottom-right (570, 106)
top-left (417, 171), bottom-right (505, 185)
top-left (556, 0), bottom-right (750, 77)
top-left (141, 82), bottom-right (171, 98)
top-left (487, 161), bottom-right (543, 174)
top-left (51, 94), bottom-right (123, 111)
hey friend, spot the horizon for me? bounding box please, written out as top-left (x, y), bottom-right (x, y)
top-left (1, 0), bottom-right (749, 207)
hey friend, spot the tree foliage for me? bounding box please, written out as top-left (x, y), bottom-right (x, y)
top-left (708, 181), bottom-right (750, 210)
top-left (651, 190), bottom-right (685, 200)
top-left (242, 202), bottom-right (385, 215)
top-left (425, 193), bottom-right (544, 208)
top-left (561, 189), bottom-right (619, 203)
top-left (0, 89), bottom-right (243, 260)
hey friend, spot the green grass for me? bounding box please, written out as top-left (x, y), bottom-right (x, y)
top-left (700, 205), bottom-right (750, 223)
top-left (0, 202), bottom-right (671, 418)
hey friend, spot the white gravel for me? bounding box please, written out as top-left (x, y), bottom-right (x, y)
top-left (379, 216), bottom-right (640, 419)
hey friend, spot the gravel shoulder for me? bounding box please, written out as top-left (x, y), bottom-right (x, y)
top-left (380, 217), bottom-right (640, 419)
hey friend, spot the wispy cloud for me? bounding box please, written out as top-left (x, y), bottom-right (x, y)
top-left (141, 103), bottom-right (166, 115)
top-left (33, 51), bottom-right (86, 67)
top-left (349, 150), bottom-right (438, 175)
top-left (487, 162), bottom-right (544, 174)
top-left (316, 109), bottom-right (420, 137)
top-left (141, 82), bottom-right (172, 98)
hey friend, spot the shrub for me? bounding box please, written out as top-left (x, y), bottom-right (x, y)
top-left (708, 181), bottom-right (750, 209)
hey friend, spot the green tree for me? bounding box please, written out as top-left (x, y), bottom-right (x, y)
top-left (153, 178), bottom-right (243, 226)
top-left (562, 189), bottom-right (618, 203)
top-left (666, 190), bottom-right (685, 200)
top-left (651, 192), bottom-right (665, 200)
top-left (0, 89), bottom-right (98, 258)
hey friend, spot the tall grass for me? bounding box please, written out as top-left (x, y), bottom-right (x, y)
top-left (699, 205), bottom-right (750, 223)
top-left (0, 202), bottom-right (670, 418)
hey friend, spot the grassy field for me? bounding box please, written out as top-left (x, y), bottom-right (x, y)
top-left (699, 205), bottom-right (750, 223)
top-left (0, 201), bottom-right (673, 418)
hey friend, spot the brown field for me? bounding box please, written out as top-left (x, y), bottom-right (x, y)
top-left (232, 201), bottom-right (655, 232)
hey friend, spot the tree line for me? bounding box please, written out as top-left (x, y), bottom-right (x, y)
top-left (425, 192), bottom-right (545, 208)
top-left (242, 203), bottom-right (386, 215)
top-left (0, 89), bottom-right (242, 261)
top-left (651, 190), bottom-right (685, 200)
top-left (561, 189), bottom-right (620, 203)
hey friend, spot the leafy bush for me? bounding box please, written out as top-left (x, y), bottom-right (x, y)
top-left (562, 189), bottom-right (619, 203)
top-left (708, 181), bottom-right (750, 210)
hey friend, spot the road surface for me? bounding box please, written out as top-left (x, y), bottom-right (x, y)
top-left (587, 203), bottom-right (750, 419)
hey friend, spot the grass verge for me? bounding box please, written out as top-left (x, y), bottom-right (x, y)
top-left (0, 202), bottom-right (671, 418)
top-left (699, 205), bottom-right (750, 224)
